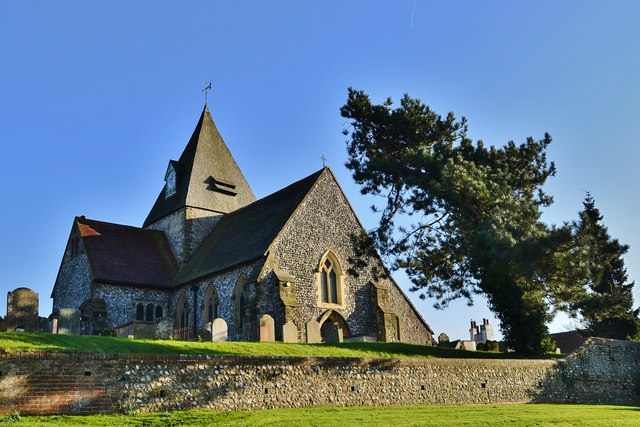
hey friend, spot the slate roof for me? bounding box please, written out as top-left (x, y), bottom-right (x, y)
top-left (77, 217), bottom-right (178, 288)
top-left (172, 168), bottom-right (326, 285)
top-left (144, 105), bottom-right (256, 227)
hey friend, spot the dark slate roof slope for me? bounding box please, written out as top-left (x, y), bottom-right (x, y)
top-left (77, 217), bottom-right (178, 288)
top-left (144, 105), bottom-right (256, 227)
top-left (173, 168), bottom-right (326, 285)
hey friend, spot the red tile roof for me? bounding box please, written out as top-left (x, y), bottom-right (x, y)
top-left (77, 217), bottom-right (178, 289)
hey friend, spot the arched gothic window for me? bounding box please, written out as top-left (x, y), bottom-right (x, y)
top-left (176, 296), bottom-right (189, 329)
top-left (135, 303), bottom-right (144, 321)
top-left (155, 305), bottom-right (163, 318)
top-left (203, 285), bottom-right (219, 324)
top-left (317, 251), bottom-right (344, 306)
top-left (234, 275), bottom-right (253, 335)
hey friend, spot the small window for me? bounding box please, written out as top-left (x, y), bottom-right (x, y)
top-left (145, 303), bottom-right (154, 322)
top-left (155, 305), bottom-right (163, 319)
top-left (165, 169), bottom-right (177, 198)
top-left (135, 303), bottom-right (144, 321)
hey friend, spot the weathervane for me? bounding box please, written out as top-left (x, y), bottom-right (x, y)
top-left (202, 82), bottom-right (212, 104)
top-left (321, 154), bottom-right (327, 167)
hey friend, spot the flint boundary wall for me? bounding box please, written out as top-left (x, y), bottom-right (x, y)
top-left (0, 338), bottom-right (637, 416)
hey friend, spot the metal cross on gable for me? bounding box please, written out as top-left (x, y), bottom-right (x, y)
top-left (321, 154), bottom-right (327, 167)
top-left (202, 82), bottom-right (212, 104)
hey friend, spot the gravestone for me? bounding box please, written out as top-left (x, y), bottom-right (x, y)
top-left (58, 308), bottom-right (81, 335)
top-left (38, 317), bottom-right (50, 333)
top-left (6, 288), bottom-right (39, 332)
top-left (438, 332), bottom-right (450, 344)
top-left (259, 314), bottom-right (275, 342)
top-left (322, 322), bottom-right (342, 344)
top-left (305, 319), bottom-right (321, 343)
top-left (282, 320), bottom-right (298, 343)
top-left (154, 317), bottom-right (173, 339)
top-left (211, 318), bottom-right (228, 342)
top-left (80, 298), bottom-right (108, 335)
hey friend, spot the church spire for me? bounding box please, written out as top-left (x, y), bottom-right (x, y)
top-left (143, 105), bottom-right (256, 227)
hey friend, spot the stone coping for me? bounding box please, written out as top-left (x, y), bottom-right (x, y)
top-left (0, 350), bottom-right (559, 367)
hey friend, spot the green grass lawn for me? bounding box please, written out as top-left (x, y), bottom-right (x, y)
top-left (0, 332), bottom-right (559, 359)
top-left (3, 404), bottom-right (638, 426)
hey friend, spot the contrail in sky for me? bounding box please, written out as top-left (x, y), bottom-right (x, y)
top-left (410, 0), bottom-right (417, 28)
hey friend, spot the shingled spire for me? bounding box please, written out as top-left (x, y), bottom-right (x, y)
top-left (144, 105), bottom-right (256, 228)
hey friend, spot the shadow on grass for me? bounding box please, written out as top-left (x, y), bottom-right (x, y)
top-left (0, 333), bottom-right (562, 360)
top-left (307, 341), bottom-right (562, 360)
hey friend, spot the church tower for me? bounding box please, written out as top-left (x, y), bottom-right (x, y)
top-left (144, 105), bottom-right (256, 265)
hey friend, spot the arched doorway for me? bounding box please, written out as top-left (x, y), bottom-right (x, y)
top-left (318, 310), bottom-right (350, 342)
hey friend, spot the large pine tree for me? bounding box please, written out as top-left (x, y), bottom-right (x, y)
top-left (340, 89), bottom-right (581, 354)
top-left (574, 194), bottom-right (640, 340)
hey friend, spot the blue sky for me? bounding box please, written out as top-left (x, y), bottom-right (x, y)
top-left (1, 1), bottom-right (640, 341)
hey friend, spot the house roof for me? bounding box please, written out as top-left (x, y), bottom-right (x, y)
top-left (144, 105), bottom-right (256, 227)
top-left (173, 168), bottom-right (326, 285)
top-left (550, 330), bottom-right (588, 355)
top-left (77, 217), bottom-right (178, 289)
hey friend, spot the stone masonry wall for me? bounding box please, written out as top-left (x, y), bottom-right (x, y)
top-left (145, 209), bottom-right (187, 265)
top-left (145, 207), bottom-right (223, 266)
top-left (93, 284), bottom-right (170, 329)
top-left (52, 253), bottom-right (92, 314)
top-left (169, 260), bottom-right (263, 339)
top-left (539, 338), bottom-right (640, 406)
top-left (0, 353), bottom-right (556, 416)
top-left (2, 339), bottom-right (639, 416)
top-left (270, 170), bottom-right (432, 344)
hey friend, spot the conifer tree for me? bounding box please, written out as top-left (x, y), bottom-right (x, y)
top-left (574, 194), bottom-right (640, 339)
top-left (340, 88), bottom-right (581, 354)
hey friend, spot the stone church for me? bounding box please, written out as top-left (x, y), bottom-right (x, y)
top-left (51, 105), bottom-right (433, 344)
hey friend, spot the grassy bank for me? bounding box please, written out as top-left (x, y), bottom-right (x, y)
top-left (4, 404), bottom-right (638, 426)
top-left (0, 332), bottom-right (559, 359)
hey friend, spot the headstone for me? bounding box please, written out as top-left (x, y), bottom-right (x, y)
top-left (322, 322), bottom-right (342, 344)
top-left (438, 332), bottom-right (450, 344)
top-left (57, 308), bottom-right (81, 335)
top-left (6, 288), bottom-right (39, 332)
top-left (336, 324), bottom-right (344, 343)
top-left (154, 317), bottom-right (173, 339)
top-left (38, 317), bottom-right (50, 333)
top-left (282, 320), bottom-right (298, 343)
top-left (211, 318), bottom-right (228, 342)
top-left (259, 314), bottom-right (275, 342)
top-left (50, 318), bottom-right (58, 334)
top-left (80, 298), bottom-right (108, 335)
top-left (305, 319), bottom-right (321, 343)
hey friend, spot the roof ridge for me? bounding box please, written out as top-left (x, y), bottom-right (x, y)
top-left (77, 216), bottom-right (164, 234)
top-left (221, 167), bottom-right (326, 217)
top-left (172, 168), bottom-right (326, 286)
